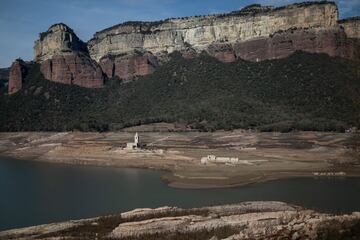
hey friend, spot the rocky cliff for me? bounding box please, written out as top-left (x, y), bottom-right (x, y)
top-left (86, 1), bottom-right (359, 80)
top-left (8, 59), bottom-right (29, 95)
top-left (7, 1), bottom-right (359, 94)
top-left (87, 2), bottom-right (339, 61)
top-left (339, 17), bottom-right (360, 39)
top-left (34, 23), bottom-right (104, 89)
top-left (34, 23), bottom-right (88, 62)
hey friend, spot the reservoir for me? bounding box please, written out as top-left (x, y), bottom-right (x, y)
top-left (1, 158), bottom-right (359, 231)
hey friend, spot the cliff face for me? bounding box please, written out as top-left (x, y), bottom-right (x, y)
top-left (34, 23), bottom-right (87, 62)
top-left (30, 1), bottom-right (360, 85)
top-left (8, 59), bottom-right (29, 95)
top-left (339, 17), bottom-right (360, 39)
top-left (99, 51), bottom-right (159, 81)
top-left (85, 1), bottom-right (360, 80)
top-left (40, 53), bottom-right (104, 88)
top-left (34, 23), bottom-right (104, 89)
top-left (87, 2), bottom-right (338, 61)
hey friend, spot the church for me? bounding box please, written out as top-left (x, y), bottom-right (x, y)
top-left (126, 133), bottom-right (139, 150)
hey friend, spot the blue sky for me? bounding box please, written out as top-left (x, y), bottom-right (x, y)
top-left (0, 0), bottom-right (359, 68)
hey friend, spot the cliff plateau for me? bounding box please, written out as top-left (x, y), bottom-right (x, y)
top-left (86, 1), bottom-right (360, 70)
top-left (6, 1), bottom-right (360, 93)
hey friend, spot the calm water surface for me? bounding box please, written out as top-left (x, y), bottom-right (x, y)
top-left (1, 158), bottom-right (360, 231)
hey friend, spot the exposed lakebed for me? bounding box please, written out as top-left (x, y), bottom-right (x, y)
top-left (1, 157), bottom-right (359, 231)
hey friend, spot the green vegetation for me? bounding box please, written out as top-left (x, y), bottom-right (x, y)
top-left (0, 51), bottom-right (359, 132)
top-left (0, 67), bottom-right (9, 94)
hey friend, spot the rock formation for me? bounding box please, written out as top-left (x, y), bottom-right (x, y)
top-left (87, 2), bottom-right (339, 62)
top-left (99, 51), bottom-right (159, 81)
top-left (11, 1), bottom-right (359, 90)
top-left (84, 1), bottom-right (360, 80)
top-left (40, 53), bottom-right (104, 88)
top-left (8, 59), bottom-right (28, 95)
top-left (1, 202), bottom-right (360, 239)
top-left (34, 23), bottom-right (104, 89)
top-left (338, 17), bottom-right (360, 39)
top-left (34, 23), bottom-right (87, 62)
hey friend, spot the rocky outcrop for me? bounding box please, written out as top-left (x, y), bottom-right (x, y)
top-left (233, 27), bottom-right (360, 61)
top-left (8, 59), bottom-right (28, 94)
top-left (1, 202), bottom-right (360, 240)
top-left (207, 44), bottom-right (236, 63)
top-left (99, 51), bottom-right (159, 81)
top-left (34, 24), bottom-right (104, 88)
top-left (34, 23), bottom-right (87, 62)
top-left (40, 53), bottom-right (103, 88)
top-left (32, 2), bottom-right (360, 84)
top-left (83, 1), bottom-right (360, 80)
top-left (339, 17), bottom-right (360, 39)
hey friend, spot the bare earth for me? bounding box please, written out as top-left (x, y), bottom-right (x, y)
top-left (0, 128), bottom-right (359, 188)
top-left (1, 201), bottom-right (360, 240)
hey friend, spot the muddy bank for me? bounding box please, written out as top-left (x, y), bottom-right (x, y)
top-left (0, 131), bottom-right (359, 188)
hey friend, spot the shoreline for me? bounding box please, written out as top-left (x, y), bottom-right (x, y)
top-left (2, 155), bottom-right (360, 190)
top-left (0, 130), bottom-right (359, 189)
top-left (1, 201), bottom-right (360, 239)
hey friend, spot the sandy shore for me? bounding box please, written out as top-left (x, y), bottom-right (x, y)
top-left (0, 129), bottom-right (359, 188)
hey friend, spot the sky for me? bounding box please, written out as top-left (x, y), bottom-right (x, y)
top-left (0, 0), bottom-right (359, 68)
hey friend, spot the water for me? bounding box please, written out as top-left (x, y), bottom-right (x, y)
top-left (0, 158), bottom-right (360, 231)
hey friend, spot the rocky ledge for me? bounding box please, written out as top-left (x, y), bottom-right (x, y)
top-left (1, 202), bottom-right (359, 240)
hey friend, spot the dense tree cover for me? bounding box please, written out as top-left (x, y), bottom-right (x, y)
top-left (0, 51), bottom-right (359, 132)
top-left (0, 68), bottom-right (9, 94)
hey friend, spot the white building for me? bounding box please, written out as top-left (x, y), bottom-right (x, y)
top-left (126, 132), bottom-right (140, 150)
top-left (201, 155), bottom-right (239, 165)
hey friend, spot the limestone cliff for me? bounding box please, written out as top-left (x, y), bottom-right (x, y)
top-left (31, 1), bottom-right (360, 84)
top-left (85, 1), bottom-right (360, 80)
top-left (34, 23), bottom-right (87, 62)
top-left (34, 23), bottom-right (104, 89)
top-left (87, 2), bottom-right (339, 61)
top-left (339, 17), bottom-right (360, 39)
